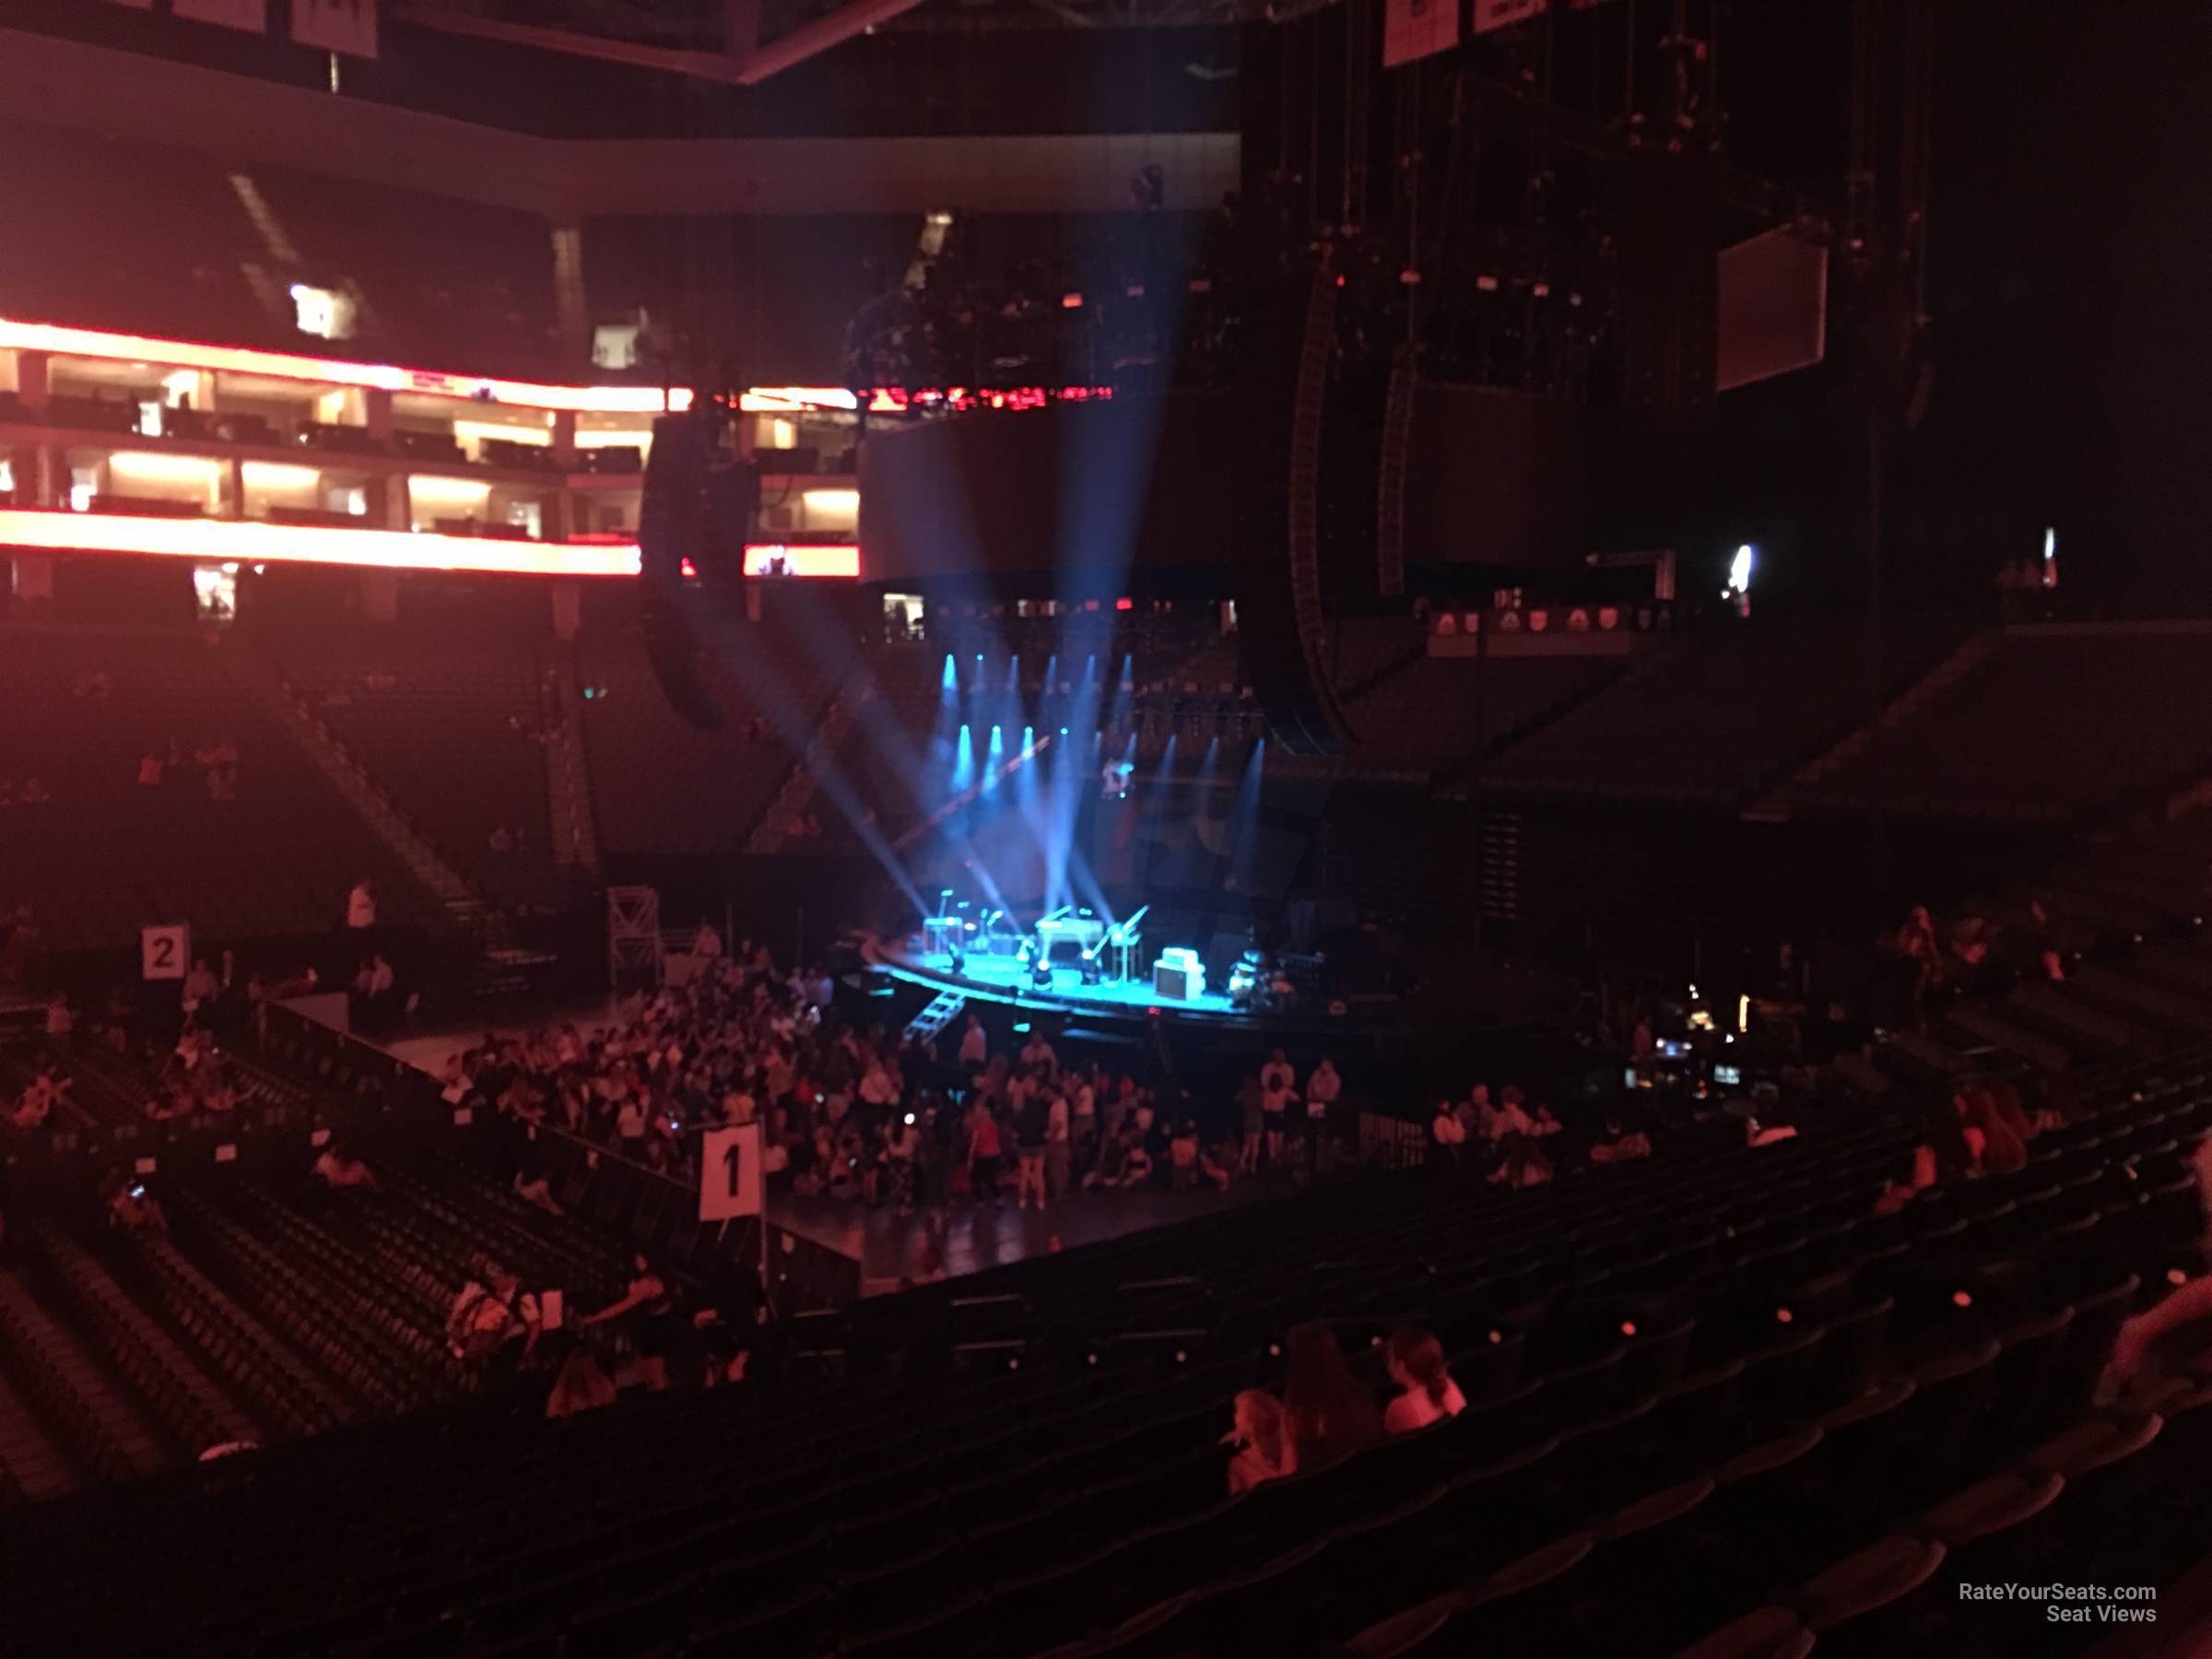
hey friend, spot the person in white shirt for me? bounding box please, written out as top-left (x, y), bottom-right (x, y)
top-left (346, 878), bottom-right (377, 931)
top-left (858, 1062), bottom-right (898, 1110)
top-left (958, 1015), bottom-right (988, 1068)
top-left (1260, 1049), bottom-right (1296, 1096)
top-left (1019, 1030), bottom-right (1058, 1077)
top-left (1382, 1328), bottom-right (1466, 1433)
top-left (1303, 1057), bottom-right (1339, 1176)
top-left (615, 1098), bottom-right (648, 1150)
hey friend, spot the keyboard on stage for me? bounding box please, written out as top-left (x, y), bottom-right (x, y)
top-left (1036, 914), bottom-right (1108, 956)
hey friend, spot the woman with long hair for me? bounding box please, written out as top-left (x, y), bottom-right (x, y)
top-left (1225, 1389), bottom-right (1293, 1494)
top-left (1382, 1328), bottom-right (1465, 1433)
top-left (1280, 1323), bottom-right (1382, 1472)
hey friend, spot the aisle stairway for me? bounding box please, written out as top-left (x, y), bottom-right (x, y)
top-left (229, 640), bottom-right (488, 932)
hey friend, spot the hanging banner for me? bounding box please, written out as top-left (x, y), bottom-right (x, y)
top-left (173, 0), bottom-right (268, 29)
top-left (292, 0), bottom-right (379, 58)
top-left (1382, 0), bottom-right (1459, 68)
top-left (1475, 0), bottom-right (1547, 32)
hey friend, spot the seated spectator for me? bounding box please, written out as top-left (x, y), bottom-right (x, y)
top-left (1281, 1323), bottom-right (1382, 1472)
top-left (545, 1342), bottom-right (618, 1420)
top-left (1119, 1127), bottom-right (1155, 1188)
top-left (1588, 1117), bottom-right (1652, 1165)
top-left (312, 1144), bottom-right (378, 1191)
top-left (446, 1265), bottom-right (539, 1369)
top-left (1225, 1388), bottom-right (1294, 1494)
top-left (107, 1176), bottom-right (167, 1231)
top-left (1382, 1328), bottom-right (1466, 1433)
top-left (1488, 1134), bottom-right (1554, 1189)
top-left (1169, 1120), bottom-right (1203, 1191)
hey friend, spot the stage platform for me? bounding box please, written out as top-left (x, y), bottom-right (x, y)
top-left (865, 931), bottom-right (1386, 1040)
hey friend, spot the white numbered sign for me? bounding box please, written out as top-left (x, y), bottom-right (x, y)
top-left (700, 1124), bottom-right (764, 1222)
top-left (141, 924), bottom-right (190, 982)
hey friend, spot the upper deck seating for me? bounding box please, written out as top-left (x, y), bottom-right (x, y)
top-left (0, 627), bottom-right (442, 951)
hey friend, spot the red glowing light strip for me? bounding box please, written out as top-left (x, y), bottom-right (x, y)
top-left (0, 509), bottom-right (641, 576)
top-left (742, 385), bottom-right (1114, 415)
top-left (0, 509), bottom-right (861, 581)
top-left (0, 316), bottom-right (692, 415)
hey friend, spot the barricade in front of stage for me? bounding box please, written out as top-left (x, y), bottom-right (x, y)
top-left (1359, 1110), bottom-right (1432, 1171)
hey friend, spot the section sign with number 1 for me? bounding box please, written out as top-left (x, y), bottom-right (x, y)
top-left (699, 1124), bottom-right (764, 1221)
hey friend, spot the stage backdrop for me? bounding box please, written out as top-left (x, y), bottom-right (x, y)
top-left (858, 392), bottom-right (1235, 585)
top-left (1403, 382), bottom-right (1594, 571)
top-left (861, 384), bottom-right (1596, 583)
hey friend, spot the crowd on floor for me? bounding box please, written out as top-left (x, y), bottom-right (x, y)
top-left (431, 932), bottom-right (1385, 1225)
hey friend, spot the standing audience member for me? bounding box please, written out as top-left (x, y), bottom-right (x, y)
top-left (1430, 1099), bottom-right (1467, 1165)
top-left (1238, 1075), bottom-right (1265, 1174)
top-left (1014, 1085), bottom-right (1052, 1212)
top-left (582, 1253), bottom-right (677, 1392)
top-left (1305, 1057), bottom-right (1342, 1173)
top-left (1260, 1070), bottom-right (1295, 1171)
top-left (966, 1096), bottom-right (1005, 1206)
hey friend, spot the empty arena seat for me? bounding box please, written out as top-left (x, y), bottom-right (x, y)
top-left (1785, 625), bottom-right (2212, 822)
top-left (1484, 617), bottom-right (1966, 807)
